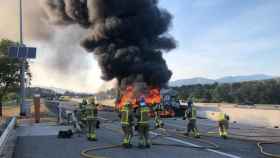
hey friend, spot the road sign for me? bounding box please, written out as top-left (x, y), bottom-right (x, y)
top-left (8, 46), bottom-right (37, 59)
top-left (28, 47), bottom-right (36, 58)
top-left (8, 47), bottom-right (18, 58)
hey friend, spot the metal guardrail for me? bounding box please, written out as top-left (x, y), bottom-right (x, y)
top-left (0, 117), bottom-right (16, 154)
top-left (196, 103), bottom-right (280, 110)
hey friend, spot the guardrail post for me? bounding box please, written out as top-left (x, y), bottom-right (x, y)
top-left (0, 117), bottom-right (17, 154)
top-left (33, 94), bottom-right (41, 123)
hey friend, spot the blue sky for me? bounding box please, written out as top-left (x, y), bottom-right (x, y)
top-left (159, 0), bottom-right (280, 80)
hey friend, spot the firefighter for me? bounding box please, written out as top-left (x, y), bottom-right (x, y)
top-left (187, 98), bottom-right (193, 109)
top-left (120, 102), bottom-right (134, 148)
top-left (85, 98), bottom-right (98, 141)
top-left (154, 102), bottom-right (164, 128)
top-left (81, 99), bottom-right (88, 106)
top-left (78, 99), bottom-right (88, 127)
top-left (183, 104), bottom-right (200, 138)
top-left (217, 112), bottom-right (230, 139)
top-left (136, 98), bottom-right (151, 148)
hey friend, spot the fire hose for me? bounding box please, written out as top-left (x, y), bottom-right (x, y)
top-left (80, 137), bottom-right (219, 158)
top-left (155, 123), bottom-right (280, 158)
top-left (231, 133), bottom-right (280, 158)
top-left (204, 126), bottom-right (280, 158)
top-left (81, 145), bottom-right (122, 158)
top-left (80, 125), bottom-right (220, 158)
top-left (257, 142), bottom-right (280, 158)
top-left (80, 117), bottom-right (280, 158)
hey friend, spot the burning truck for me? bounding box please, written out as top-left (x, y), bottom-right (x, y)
top-left (115, 85), bottom-right (175, 117)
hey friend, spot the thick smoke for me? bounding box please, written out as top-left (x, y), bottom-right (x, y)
top-left (42, 0), bottom-right (176, 91)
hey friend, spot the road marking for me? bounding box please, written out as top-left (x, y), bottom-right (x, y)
top-left (208, 149), bottom-right (241, 158)
top-left (98, 117), bottom-right (109, 121)
top-left (150, 131), bottom-right (241, 158)
top-left (101, 117), bottom-right (242, 158)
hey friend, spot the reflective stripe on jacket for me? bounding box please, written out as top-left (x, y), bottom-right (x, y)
top-left (138, 107), bottom-right (149, 124)
top-left (121, 107), bottom-right (132, 125)
top-left (86, 106), bottom-right (98, 119)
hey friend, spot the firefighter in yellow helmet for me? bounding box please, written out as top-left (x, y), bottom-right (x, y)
top-left (183, 102), bottom-right (200, 138)
top-left (136, 97), bottom-right (151, 148)
top-left (120, 101), bottom-right (134, 148)
top-left (217, 112), bottom-right (230, 139)
top-left (153, 101), bottom-right (164, 128)
top-left (85, 97), bottom-right (98, 141)
top-left (78, 99), bottom-right (87, 127)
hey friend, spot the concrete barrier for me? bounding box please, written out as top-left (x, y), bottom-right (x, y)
top-left (96, 99), bottom-right (115, 107)
top-left (220, 106), bottom-right (280, 128)
top-left (196, 103), bottom-right (280, 128)
top-left (0, 117), bottom-right (16, 154)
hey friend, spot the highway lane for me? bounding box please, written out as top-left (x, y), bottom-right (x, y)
top-left (14, 116), bottom-right (242, 158)
top-left (98, 111), bottom-right (272, 158)
top-left (14, 127), bottom-right (227, 158)
top-left (29, 101), bottom-right (278, 158)
top-left (162, 119), bottom-right (266, 158)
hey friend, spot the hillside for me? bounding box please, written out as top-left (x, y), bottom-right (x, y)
top-left (170, 74), bottom-right (275, 87)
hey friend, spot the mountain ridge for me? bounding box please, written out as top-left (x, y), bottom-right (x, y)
top-left (169, 74), bottom-right (276, 87)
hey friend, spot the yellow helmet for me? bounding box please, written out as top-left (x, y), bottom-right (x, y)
top-left (89, 97), bottom-right (95, 104)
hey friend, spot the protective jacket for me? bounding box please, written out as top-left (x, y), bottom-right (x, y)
top-left (121, 106), bottom-right (133, 125)
top-left (217, 113), bottom-right (230, 122)
top-left (86, 106), bottom-right (98, 120)
top-left (137, 106), bottom-right (150, 124)
top-left (185, 107), bottom-right (197, 120)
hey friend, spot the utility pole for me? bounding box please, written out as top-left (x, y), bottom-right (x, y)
top-left (19, 0), bottom-right (26, 116)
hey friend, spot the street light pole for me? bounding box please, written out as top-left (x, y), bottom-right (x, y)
top-left (19, 0), bottom-right (26, 116)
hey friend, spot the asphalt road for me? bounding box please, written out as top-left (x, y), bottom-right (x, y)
top-left (13, 101), bottom-right (280, 158)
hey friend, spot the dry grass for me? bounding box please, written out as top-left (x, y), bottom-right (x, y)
top-left (3, 99), bottom-right (49, 116)
top-left (1, 99), bottom-right (52, 124)
top-left (3, 105), bottom-right (19, 118)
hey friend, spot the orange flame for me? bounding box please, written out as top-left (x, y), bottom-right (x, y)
top-left (117, 86), bottom-right (137, 109)
top-left (116, 86), bottom-right (161, 109)
top-left (145, 87), bottom-right (161, 105)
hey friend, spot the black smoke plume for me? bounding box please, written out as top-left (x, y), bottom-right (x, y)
top-left (42, 0), bottom-right (176, 91)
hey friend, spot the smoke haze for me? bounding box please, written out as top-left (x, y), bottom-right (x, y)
top-left (0, 0), bottom-right (102, 92)
top-left (0, 0), bottom-right (52, 41)
top-left (42, 0), bottom-right (176, 92)
top-left (0, 0), bottom-right (176, 93)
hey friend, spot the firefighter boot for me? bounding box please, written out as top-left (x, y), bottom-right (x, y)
top-left (90, 133), bottom-right (97, 141)
top-left (138, 138), bottom-right (145, 149)
top-left (194, 129), bottom-right (200, 138)
top-left (123, 136), bottom-right (132, 148)
top-left (219, 127), bottom-right (228, 139)
top-left (87, 133), bottom-right (97, 141)
top-left (222, 130), bottom-right (228, 139)
top-left (145, 139), bottom-right (151, 148)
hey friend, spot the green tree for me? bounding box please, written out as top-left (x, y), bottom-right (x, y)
top-left (0, 39), bottom-right (31, 116)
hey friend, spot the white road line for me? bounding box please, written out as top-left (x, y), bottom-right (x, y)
top-left (101, 117), bottom-right (241, 158)
top-left (98, 117), bottom-right (109, 121)
top-left (150, 131), bottom-right (241, 158)
top-left (208, 149), bottom-right (241, 158)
